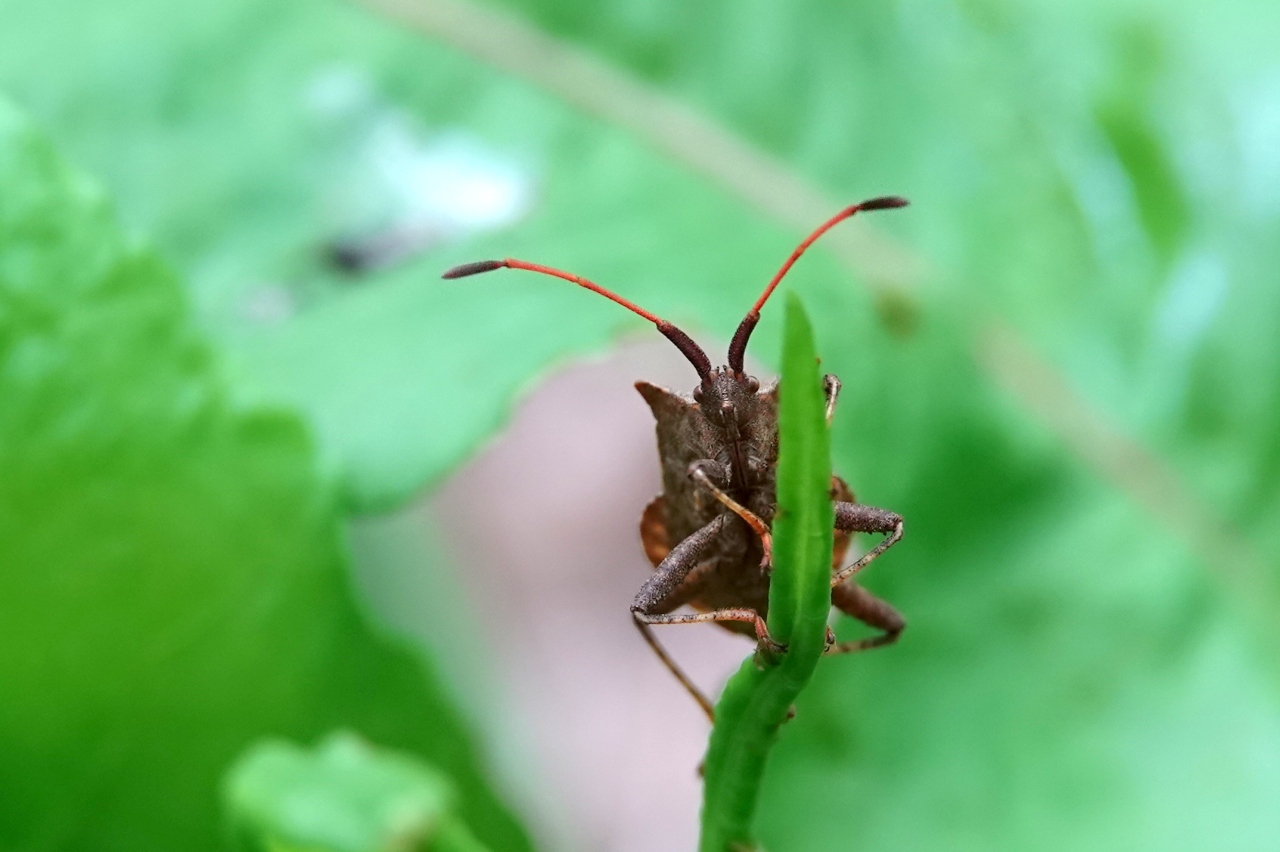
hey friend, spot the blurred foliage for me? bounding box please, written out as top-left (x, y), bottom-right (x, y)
top-left (225, 732), bottom-right (488, 852)
top-left (0, 102), bottom-right (529, 852)
top-left (0, 0), bottom-right (1278, 850)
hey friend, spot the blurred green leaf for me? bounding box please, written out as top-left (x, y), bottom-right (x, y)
top-left (0, 0), bottom-right (833, 511)
top-left (0, 101), bottom-right (529, 852)
top-left (226, 732), bottom-right (489, 852)
top-left (700, 295), bottom-right (834, 852)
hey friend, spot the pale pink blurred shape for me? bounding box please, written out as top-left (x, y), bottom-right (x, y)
top-left (428, 339), bottom-right (752, 852)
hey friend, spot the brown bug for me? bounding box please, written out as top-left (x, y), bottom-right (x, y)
top-left (443, 197), bottom-right (908, 719)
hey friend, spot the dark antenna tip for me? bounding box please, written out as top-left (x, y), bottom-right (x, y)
top-left (858, 196), bottom-right (910, 211)
top-left (730, 196), bottom-right (909, 369)
top-left (442, 259), bottom-right (506, 279)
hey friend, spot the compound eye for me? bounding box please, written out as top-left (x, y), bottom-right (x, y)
top-left (692, 387), bottom-right (704, 404)
top-left (745, 376), bottom-right (760, 393)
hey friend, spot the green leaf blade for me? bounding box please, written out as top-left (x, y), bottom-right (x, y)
top-left (769, 293), bottom-right (836, 660)
top-left (700, 295), bottom-right (834, 852)
top-left (0, 99), bottom-right (530, 852)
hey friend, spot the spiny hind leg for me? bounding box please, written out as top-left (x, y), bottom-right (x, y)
top-left (825, 581), bottom-right (905, 654)
top-left (631, 501), bottom-right (778, 653)
top-left (831, 501), bottom-right (903, 586)
top-left (630, 514), bottom-right (738, 719)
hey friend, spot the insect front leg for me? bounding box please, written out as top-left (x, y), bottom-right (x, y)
top-left (826, 581), bottom-right (905, 654)
top-left (636, 607), bottom-right (781, 654)
top-left (830, 502), bottom-right (903, 586)
top-left (688, 460), bottom-right (773, 569)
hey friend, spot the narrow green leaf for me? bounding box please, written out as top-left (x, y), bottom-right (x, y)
top-left (699, 294), bottom-right (834, 852)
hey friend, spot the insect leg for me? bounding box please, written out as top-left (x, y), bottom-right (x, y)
top-left (689, 461), bottom-right (772, 569)
top-left (634, 608), bottom-right (783, 656)
top-left (633, 514), bottom-right (726, 614)
top-left (632, 512), bottom-right (781, 651)
top-left (830, 502), bottom-right (903, 586)
top-left (825, 581), bottom-right (905, 654)
top-left (631, 515), bottom-right (726, 718)
top-left (823, 374), bottom-right (841, 425)
top-left (632, 616), bottom-right (715, 720)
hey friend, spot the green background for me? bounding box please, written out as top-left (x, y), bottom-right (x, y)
top-left (1, 0), bottom-right (1278, 849)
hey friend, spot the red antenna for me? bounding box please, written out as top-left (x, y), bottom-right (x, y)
top-left (726, 196), bottom-right (909, 374)
top-left (443, 258), bottom-right (713, 383)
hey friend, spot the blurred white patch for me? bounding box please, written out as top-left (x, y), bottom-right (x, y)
top-left (366, 121), bottom-right (533, 233)
top-left (306, 65), bottom-right (377, 119)
top-left (303, 64), bottom-right (535, 271)
top-left (1154, 251), bottom-right (1228, 351)
top-left (1137, 250), bottom-right (1229, 421)
top-left (1231, 69), bottom-right (1280, 218)
top-left (242, 284), bottom-right (297, 325)
top-left (1051, 128), bottom-right (1154, 283)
